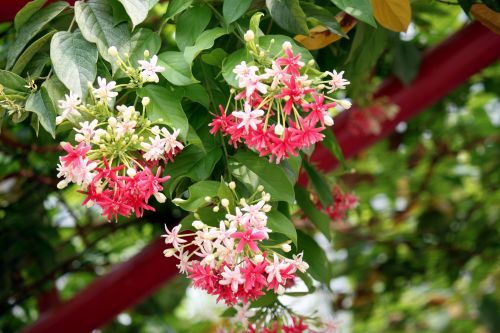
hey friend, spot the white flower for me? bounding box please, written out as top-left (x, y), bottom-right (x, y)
top-left (74, 119), bottom-right (98, 143)
top-left (138, 55), bottom-right (165, 83)
top-left (322, 319), bottom-right (341, 333)
top-left (324, 114), bottom-right (334, 126)
top-left (115, 120), bottom-right (136, 139)
top-left (56, 158), bottom-right (97, 189)
top-left (141, 135), bottom-right (165, 161)
top-left (325, 70), bottom-right (350, 93)
top-left (160, 127), bottom-right (184, 155)
top-left (225, 207), bottom-right (245, 229)
top-left (161, 225), bottom-right (187, 249)
top-left (290, 252), bottom-right (309, 273)
top-left (244, 30), bottom-right (255, 42)
top-left (337, 99), bottom-right (352, 109)
top-left (108, 46), bottom-right (118, 57)
top-left (219, 266), bottom-right (245, 292)
top-left (233, 61), bottom-right (258, 82)
top-left (116, 105), bottom-right (136, 121)
top-left (56, 92), bottom-right (81, 124)
top-left (265, 253), bottom-right (284, 283)
top-left (176, 250), bottom-right (190, 274)
top-left (232, 102), bottom-right (264, 132)
top-left (241, 200), bottom-right (269, 232)
top-left (263, 61), bottom-right (287, 89)
top-left (93, 77), bottom-right (118, 103)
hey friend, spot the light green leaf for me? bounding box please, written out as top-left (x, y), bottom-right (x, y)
top-left (265, 0), bottom-right (309, 34)
top-left (172, 180), bottom-right (220, 212)
top-left (295, 185), bottom-right (332, 240)
top-left (267, 210), bottom-right (297, 246)
top-left (303, 161), bottom-right (333, 207)
top-left (74, 0), bottom-right (130, 66)
top-left (127, 28), bottom-right (161, 66)
top-left (201, 48), bottom-right (228, 68)
top-left (7, 1), bottom-right (68, 69)
top-left (138, 85), bottom-right (189, 139)
top-left (184, 27), bottom-right (229, 66)
top-left (164, 0), bottom-right (193, 21)
top-left (157, 51), bottom-right (199, 86)
top-left (249, 12), bottom-right (265, 37)
top-left (14, 0), bottom-right (47, 31)
top-left (0, 70), bottom-right (29, 94)
top-left (12, 30), bottom-right (56, 75)
top-left (223, 0), bottom-right (253, 23)
top-left (229, 151), bottom-right (295, 203)
top-left (25, 87), bottom-right (56, 138)
top-left (175, 6), bottom-right (212, 51)
top-left (331, 0), bottom-right (376, 27)
top-left (117, 0), bottom-right (151, 28)
top-left (50, 31), bottom-right (98, 98)
top-left (42, 76), bottom-right (67, 116)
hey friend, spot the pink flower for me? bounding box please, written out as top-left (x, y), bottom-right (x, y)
top-left (60, 142), bottom-right (91, 168)
top-left (162, 225), bottom-right (187, 249)
top-left (232, 103), bottom-right (264, 132)
top-left (219, 266), bottom-right (245, 292)
top-left (231, 228), bottom-right (266, 253)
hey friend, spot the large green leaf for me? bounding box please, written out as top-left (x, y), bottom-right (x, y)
top-left (295, 185), bottom-right (332, 240)
top-left (138, 85), bottom-right (189, 139)
top-left (172, 181), bottom-right (220, 212)
top-left (24, 87), bottom-right (56, 138)
top-left (265, 0), bottom-right (309, 34)
top-left (301, 2), bottom-right (345, 36)
top-left (12, 30), bottom-right (56, 75)
top-left (331, 0), bottom-right (376, 27)
top-left (184, 27), bottom-right (229, 66)
top-left (0, 70), bottom-right (29, 94)
top-left (74, 0), bottom-right (130, 65)
top-left (157, 52), bottom-right (199, 86)
top-left (175, 6), bottom-right (212, 51)
top-left (267, 209), bottom-right (297, 246)
top-left (7, 1), bottom-right (68, 69)
top-left (302, 161), bottom-right (333, 207)
top-left (296, 230), bottom-right (331, 283)
top-left (164, 0), bottom-right (193, 21)
top-left (14, 0), bottom-right (47, 31)
top-left (229, 151), bottom-right (295, 203)
top-left (127, 28), bottom-right (161, 66)
top-left (321, 129), bottom-right (347, 169)
top-left (223, 0), bottom-right (253, 24)
top-left (117, 0), bottom-right (151, 28)
top-left (50, 31), bottom-right (98, 98)
top-left (391, 40), bottom-right (421, 85)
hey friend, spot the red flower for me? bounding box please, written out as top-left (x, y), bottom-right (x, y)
top-left (231, 228), bottom-right (267, 253)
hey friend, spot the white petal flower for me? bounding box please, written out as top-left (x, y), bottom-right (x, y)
top-left (325, 70), bottom-right (350, 93)
top-left (93, 77), bottom-right (118, 103)
top-left (141, 135), bottom-right (165, 161)
top-left (74, 119), bottom-right (98, 143)
top-left (138, 55), bottom-right (165, 83)
top-left (232, 102), bottom-right (264, 132)
top-left (57, 92), bottom-right (81, 124)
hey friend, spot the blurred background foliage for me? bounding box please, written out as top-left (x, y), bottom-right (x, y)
top-left (0, 0), bottom-right (499, 332)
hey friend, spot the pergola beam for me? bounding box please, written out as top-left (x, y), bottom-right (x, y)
top-left (21, 22), bottom-right (500, 333)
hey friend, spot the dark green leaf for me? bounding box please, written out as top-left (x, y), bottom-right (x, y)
top-left (303, 161), bottom-right (333, 207)
top-left (301, 2), bottom-right (345, 36)
top-left (14, 0), bottom-right (47, 31)
top-left (266, 0), bottom-right (309, 34)
top-left (223, 0), bottom-right (253, 24)
top-left (24, 87), bottom-right (56, 137)
top-left (321, 129), bottom-right (347, 169)
top-left (7, 1), bottom-right (68, 69)
top-left (164, 0), bottom-right (193, 21)
top-left (0, 70), bottom-right (28, 94)
top-left (175, 6), bottom-right (212, 51)
top-left (295, 185), bottom-right (332, 240)
top-left (229, 151), bottom-right (295, 203)
top-left (12, 30), bottom-right (55, 75)
top-left (267, 209), bottom-right (297, 245)
top-left (184, 27), bottom-right (229, 65)
top-left (50, 31), bottom-right (98, 98)
top-left (297, 230), bottom-right (331, 283)
top-left (157, 51), bottom-right (199, 86)
top-left (330, 0), bottom-right (376, 27)
top-left (392, 41), bottom-right (421, 85)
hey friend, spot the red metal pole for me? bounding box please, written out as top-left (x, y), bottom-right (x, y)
top-left (20, 21), bottom-right (500, 333)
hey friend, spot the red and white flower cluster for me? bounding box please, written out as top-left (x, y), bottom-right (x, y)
top-left (163, 187), bottom-right (309, 306)
top-left (210, 35), bottom-right (351, 163)
top-left (316, 186), bottom-right (359, 222)
top-left (55, 49), bottom-right (183, 221)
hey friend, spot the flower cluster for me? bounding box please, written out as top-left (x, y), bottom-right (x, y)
top-left (316, 186), bottom-right (358, 222)
top-left (163, 186), bottom-right (309, 306)
top-left (210, 33), bottom-right (351, 163)
top-left (346, 103), bottom-right (399, 136)
top-left (56, 48), bottom-right (183, 221)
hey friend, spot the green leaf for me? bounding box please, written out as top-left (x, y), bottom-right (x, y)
top-left (42, 76), bottom-right (67, 116)
top-left (321, 129), bottom-right (347, 169)
top-left (296, 230), bottom-right (331, 283)
top-left (280, 154), bottom-right (302, 185)
top-left (295, 185), bottom-right (332, 240)
top-left (217, 179), bottom-right (235, 211)
top-left (250, 291), bottom-right (277, 308)
top-left (127, 28), bottom-right (161, 66)
top-left (229, 151), bottom-right (295, 203)
top-left (249, 12), bottom-right (265, 37)
top-left (157, 51), bottom-right (199, 86)
top-left (267, 210), bottom-right (297, 246)
top-left (184, 27), bottom-right (229, 65)
top-left (164, 0), bottom-right (193, 21)
top-left (7, 1), bottom-right (68, 69)
top-left (391, 40), bottom-right (421, 85)
top-left (172, 181), bottom-right (220, 212)
top-left (223, 0), bottom-right (253, 24)
top-left (0, 70), bottom-right (28, 94)
top-left (75, 0), bottom-right (130, 66)
top-left (24, 87), bottom-right (56, 138)
top-left (301, 2), bottom-right (346, 36)
top-left (50, 31), bottom-right (98, 98)
top-left (265, 0), bottom-right (309, 34)
top-left (14, 0), bottom-right (47, 31)
top-left (302, 161), bottom-right (333, 207)
top-left (12, 30), bottom-right (56, 75)
top-left (138, 85), bottom-right (189, 138)
top-left (201, 48), bottom-right (228, 68)
top-left (175, 6), bottom-right (212, 51)
top-left (330, 0), bottom-right (376, 27)
top-left (117, 0), bottom-right (151, 28)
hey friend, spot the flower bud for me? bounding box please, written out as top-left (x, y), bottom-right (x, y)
top-left (277, 285), bottom-right (285, 295)
top-left (57, 180), bottom-right (68, 189)
top-left (324, 114), bottom-right (334, 126)
top-left (262, 204), bottom-right (272, 212)
top-left (108, 46), bottom-right (118, 57)
top-left (127, 168), bottom-right (137, 177)
top-left (75, 133), bottom-right (85, 142)
top-left (257, 185), bottom-right (264, 192)
top-left (213, 206), bottom-right (220, 212)
top-left (282, 41), bottom-right (292, 50)
top-left (307, 59), bottom-right (315, 66)
top-left (228, 181), bottom-right (236, 190)
top-left (154, 192), bottom-right (166, 203)
top-left (338, 99), bottom-right (352, 109)
top-left (163, 248), bottom-right (176, 257)
top-left (192, 220), bottom-right (205, 230)
top-left (143, 50), bottom-right (150, 58)
top-left (244, 30), bottom-right (254, 42)
top-left (281, 243), bottom-right (292, 252)
top-left (262, 192), bottom-right (271, 202)
top-left (141, 96), bottom-right (150, 106)
top-left (274, 124), bottom-right (284, 136)
top-left (254, 254), bottom-right (264, 263)
top-left (204, 196), bottom-right (212, 202)
top-left (108, 116), bottom-right (117, 126)
top-left (221, 198), bottom-right (229, 207)
top-left (240, 198), bottom-right (247, 205)
top-left (86, 200), bottom-right (94, 208)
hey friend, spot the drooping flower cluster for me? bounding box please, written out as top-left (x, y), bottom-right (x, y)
top-left (210, 33), bottom-right (352, 163)
top-left (55, 48), bottom-right (183, 221)
top-left (346, 102), bottom-right (399, 136)
top-left (315, 186), bottom-right (359, 222)
top-left (163, 185), bottom-right (309, 306)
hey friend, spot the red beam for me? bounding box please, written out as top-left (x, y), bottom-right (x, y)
top-left (0, 1), bottom-right (75, 23)
top-left (21, 22), bottom-right (500, 333)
